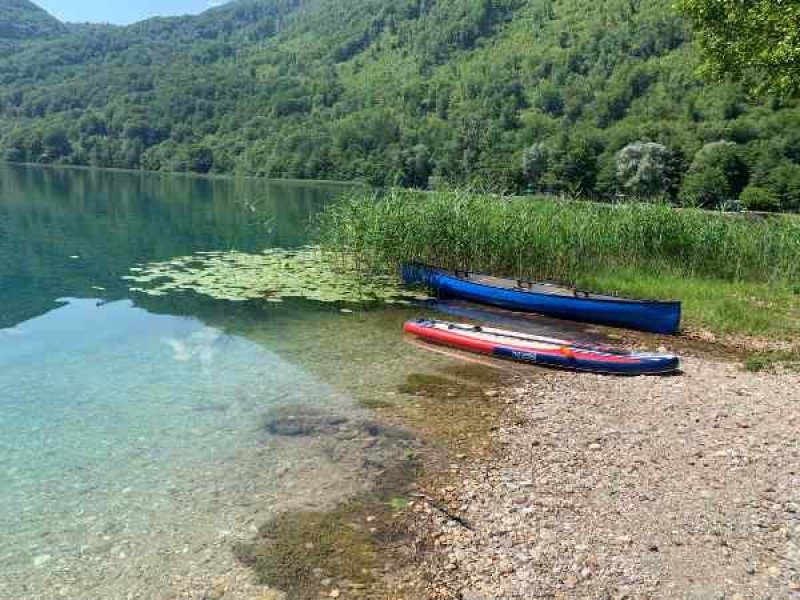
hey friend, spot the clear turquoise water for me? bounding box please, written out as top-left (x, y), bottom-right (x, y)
top-left (0, 165), bottom-right (466, 599)
top-left (0, 299), bottom-right (327, 566)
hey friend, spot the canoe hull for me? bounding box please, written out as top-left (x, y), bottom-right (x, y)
top-left (402, 264), bottom-right (681, 334)
top-left (404, 319), bottom-right (679, 376)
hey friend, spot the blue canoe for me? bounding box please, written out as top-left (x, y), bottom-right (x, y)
top-left (402, 264), bottom-right (681, 334)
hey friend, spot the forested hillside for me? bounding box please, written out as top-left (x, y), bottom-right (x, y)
top-left (0, 0), bottom-right (65, 40)
top-left (2, 0), bottom-right (800, 209)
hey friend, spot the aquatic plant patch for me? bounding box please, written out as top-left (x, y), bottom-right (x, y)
top-left (233, 427), bottom-right (421, 599)
top-left (124, 246), bottom-right (429, 304)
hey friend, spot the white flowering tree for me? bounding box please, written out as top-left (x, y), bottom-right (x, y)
top-left (615, 141), bottom-right (673, 199)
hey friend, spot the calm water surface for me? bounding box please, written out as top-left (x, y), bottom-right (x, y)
top-left (0, 165), bottom-right (482, 599)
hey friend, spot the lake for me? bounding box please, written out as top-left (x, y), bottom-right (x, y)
top-left (0, 164), bottom-right (491, 599)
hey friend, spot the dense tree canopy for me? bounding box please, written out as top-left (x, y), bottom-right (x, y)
top-left (678, 0), bottom-right (800, 98)
top-left (0, 0), bottom-right (65, 40)
top-left (1, 0), bottom-right (800, 211)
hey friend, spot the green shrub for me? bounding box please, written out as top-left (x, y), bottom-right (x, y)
top-left (740, 186), bottom-right (781, 212)
top-left (678, 165), bottom-right (731, 207)
top-left (766, 162), bottom-right (800, 211)
top-left (679, 141), bottom-right (749, 208)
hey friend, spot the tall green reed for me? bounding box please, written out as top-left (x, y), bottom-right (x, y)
top-left (318, 189), bottom-right (800, 285)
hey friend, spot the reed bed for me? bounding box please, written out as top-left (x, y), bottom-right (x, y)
top-left (319, 189), bottom-right (800, 285)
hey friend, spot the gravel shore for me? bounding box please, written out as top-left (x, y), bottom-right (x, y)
top-left (389, 356), bottom-right (800, 599)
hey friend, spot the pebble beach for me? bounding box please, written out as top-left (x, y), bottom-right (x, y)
top-left (387, 355), bottom-right (800, 599)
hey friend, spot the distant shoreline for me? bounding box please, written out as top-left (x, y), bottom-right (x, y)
top-left (1, 160), bottom-right (365, 188)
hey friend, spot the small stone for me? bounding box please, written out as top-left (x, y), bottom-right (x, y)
top-left (33, 555), bottom-right (52, 567)
top-left (329, 590), bottom-right (341, 598)
top-left (789, 581), bottom-right (800, 591)
top-left (588, 443), bottom-right (602, 451)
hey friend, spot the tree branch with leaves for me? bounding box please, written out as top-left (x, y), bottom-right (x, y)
top-left (678, 0), bottom-right (800, 97)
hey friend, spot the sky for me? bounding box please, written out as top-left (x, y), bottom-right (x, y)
top-left (35, 0), bottom-right (230, 25)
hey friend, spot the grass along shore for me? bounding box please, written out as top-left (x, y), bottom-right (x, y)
top-left (319, 189), bottom-right (800, 341)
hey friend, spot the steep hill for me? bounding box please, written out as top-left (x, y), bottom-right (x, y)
top-left (0, 0), bottom-right (65, 40)
top-left (1, 0), bottom-right (799, 207)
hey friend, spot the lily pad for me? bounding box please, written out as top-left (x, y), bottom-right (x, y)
top-left (125, 246), bottom-right (427, 305)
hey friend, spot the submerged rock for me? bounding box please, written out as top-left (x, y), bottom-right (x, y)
top-left (262, 408), bottom-right (413, 444)
top-left (263, 413), bottom-right (349, 437)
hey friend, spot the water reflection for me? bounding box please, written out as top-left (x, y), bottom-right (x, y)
top-left (0, 164), bottom-right (501, 599)
top-left (0, 164), bottom-right (348, 328)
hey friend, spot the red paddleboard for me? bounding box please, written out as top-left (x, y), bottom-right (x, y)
top-left (404, 319), bottom-right (679, 375)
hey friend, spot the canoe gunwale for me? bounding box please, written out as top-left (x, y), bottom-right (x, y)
top-left (407, 262), bottom-right (680, 306)
top-left (402, 262), bottom-right (682, 334)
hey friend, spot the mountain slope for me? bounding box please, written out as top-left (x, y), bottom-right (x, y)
top-left (0, 0), bottom-right (799, 205)
top-left (0, 0), bottom-right (66, 39)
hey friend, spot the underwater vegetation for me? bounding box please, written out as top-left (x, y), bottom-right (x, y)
top-left (123, 246), bottom-right (429, 305)
top-left (233, 435), bottom-right (420, 599)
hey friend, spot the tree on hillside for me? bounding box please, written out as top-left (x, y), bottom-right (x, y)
top-left (678, 0), bottom-right (800, 97)
top-left (765, 163), bottom-right (800, 211)
top-left (615, 141), bottom-right (673, 199)
top-left (521, 143), bottom-right (549, 191)
top-left (0, 0), bottom-right (799, 211)
top-left (679, 141), bottom-right (749, 208)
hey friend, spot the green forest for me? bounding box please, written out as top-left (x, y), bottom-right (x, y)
top-left (0, 0), bottom-right (64, 40)
top-left (1, 0), bottom-right (800, 210)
